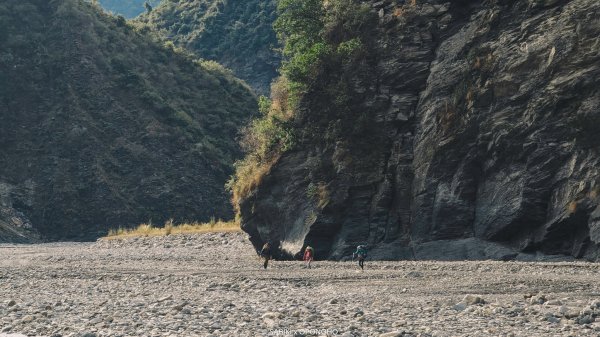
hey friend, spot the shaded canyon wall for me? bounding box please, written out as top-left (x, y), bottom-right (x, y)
top-left (240, 0), bottom-right (600, 261)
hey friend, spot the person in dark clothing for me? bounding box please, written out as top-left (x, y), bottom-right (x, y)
top-left (352, 245), bottom-right (368, 271)
top-left (260, 242), bottom-right (272, 269)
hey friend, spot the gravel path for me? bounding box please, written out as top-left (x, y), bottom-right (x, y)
top-left (1, 232), bottom-right (600, 336)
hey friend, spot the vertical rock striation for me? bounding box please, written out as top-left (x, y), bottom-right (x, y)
top-left (240, 0), bottom-right (600, 261)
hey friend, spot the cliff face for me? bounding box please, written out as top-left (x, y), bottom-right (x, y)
top-left (0, 183), bottom-right (39, 243)
top-left (240, 0), bottom-right (600, 261)
top-left (0, 0), bottom-right (257, 241)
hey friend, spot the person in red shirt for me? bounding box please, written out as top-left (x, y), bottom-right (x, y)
top-left (303, 246), bottom-right (314, 269)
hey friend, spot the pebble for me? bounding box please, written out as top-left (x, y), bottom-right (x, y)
top-left (464, 295), bottom-right (485, 305)
top-left (379, 331), bottom-right (405, 337)
top-left (0, 232), bottom-right (598, 336)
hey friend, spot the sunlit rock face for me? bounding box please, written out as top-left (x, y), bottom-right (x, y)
top-left (240, 0), bottom-right (600, 261)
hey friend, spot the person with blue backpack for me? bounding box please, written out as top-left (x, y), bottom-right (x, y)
top-left (352, 245), bottom-right (368, 271)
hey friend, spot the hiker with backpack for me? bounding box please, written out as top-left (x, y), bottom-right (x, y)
top-left (303, 246), bottom-right (314, 269)
top-left (352, 245), bottom-right (368, 271)
top-left (260, 242), bottom-right (272, 269)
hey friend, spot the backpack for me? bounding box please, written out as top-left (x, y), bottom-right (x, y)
top-left (260, 243), bottom-right (271, 257)
top-left (357, 245), bottom-right (367, 258)
top-left (304, 246), bottom-right (314, 259)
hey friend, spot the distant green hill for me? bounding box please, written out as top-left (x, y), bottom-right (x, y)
top-left (136, 0), bottom-right (281, 96)
top-left (0, 0), bottom-right (257, 241)
top-left (97, 0), bottom-right (161, 18)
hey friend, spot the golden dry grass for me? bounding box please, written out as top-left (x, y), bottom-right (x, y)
top-left (567, 201), bottom-right (578, 214)
top-left (590, 188), bottom-right (599, 199)
top-left (228, 76), bottom-right (294, 212)
top-left (104, 219), bottom-right (240, 239)
top-left (393, 7), bottom-right (405, 17)
top-left (229, 155), bottom-right (279, 210)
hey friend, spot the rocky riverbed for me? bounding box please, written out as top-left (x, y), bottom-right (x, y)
top-left (1, 232), bottom-right (600, 336)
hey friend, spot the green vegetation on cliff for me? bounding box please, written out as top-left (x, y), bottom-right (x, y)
top-left (136, 0), bottom-right (281, 95)
top-left (235, 0), bottom-right (600, 261)
top-left (228, 0), bottom-right (377, 212)
top-left (0, 0), bottom-right (257, 240)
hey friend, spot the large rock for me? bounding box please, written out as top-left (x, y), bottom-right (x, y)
top-left (240, 0), bottom-right (600, 261)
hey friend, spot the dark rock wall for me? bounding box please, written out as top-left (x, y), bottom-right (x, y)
top-left (240, 0), bottom-right (600, 261)
top-left (0, 182), bottom-right (40, 243)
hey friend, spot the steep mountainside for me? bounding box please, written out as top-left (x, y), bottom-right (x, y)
top-left (236, 0), bottom-right (600, 261)
top-left (97, 0), bottom-right (161, 18)
top-left (136, 0), bottom-right (280, 96)
top-left (0, 0), bottom-right (257, 241)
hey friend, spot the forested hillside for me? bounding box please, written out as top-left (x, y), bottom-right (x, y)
top-left (136, 0), bottom-right (280, 95)
top-left (0, 0), bottom-right (257, 241)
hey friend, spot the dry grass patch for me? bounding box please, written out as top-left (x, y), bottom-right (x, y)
top-left (227, 77), bottom-right (295, 211)
top-left (105, 219), bottom-right (240, 239)
top-left (229, 155), bottom-right (279, 210)
top-left (567, 200), bottom-right (579, 214)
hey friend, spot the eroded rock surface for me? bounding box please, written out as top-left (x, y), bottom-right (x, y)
top-left (240, 0), bottom-right (600, 260)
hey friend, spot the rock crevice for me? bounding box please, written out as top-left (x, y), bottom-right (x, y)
top-left (240, 0), bottom-right (600, 261)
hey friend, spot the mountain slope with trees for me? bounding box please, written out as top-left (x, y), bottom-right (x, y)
top-left (0, 0), bottom-right (257, 241)
top-left (136, 0), bottom-right (280, 96)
